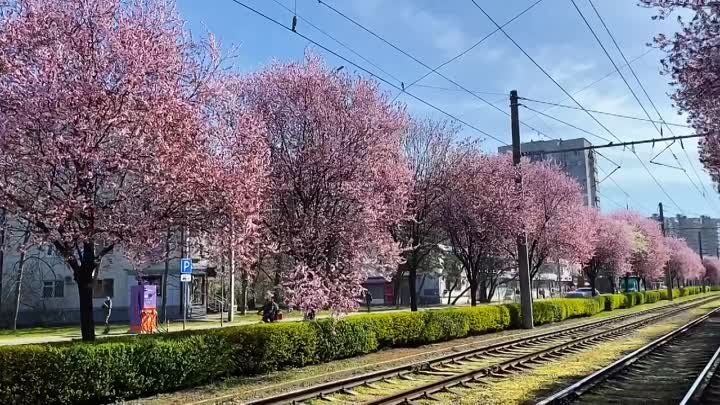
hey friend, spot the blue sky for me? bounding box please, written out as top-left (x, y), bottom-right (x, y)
top-left (177, 0), bottom-right (719, 218)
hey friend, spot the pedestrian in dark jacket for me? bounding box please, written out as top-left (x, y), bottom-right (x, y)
top-left (262, 296), bottom-right (279, 323)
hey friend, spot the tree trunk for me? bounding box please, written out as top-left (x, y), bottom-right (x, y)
top-left (409, 266), bottom-right (418, 312)
top-left (469, 278), bottom-right (478, 306)
top-left (12, 228), bottom-right (31, 330)
top-left (452, 286), bottom-right (470, 305)
top-left (161, 231), bottom-right (170, 324)
top-left (240, 269), bottom-right (248, 315)
top-left (609, 276), bottom-right (616, 294)
top-left (392, 270), bottom-right (402, 307)
top-left (642, 277), bottom-right (647, 291)
top-left (76, 242), bottom-right (99, 341)
top-left (478, 278), bottom-right (488, 303)
top-left (0, 208), bottom-right (5, 317)
top-left (589, 274), bottom-right (597, 296)
top-left (12, 254), bottom-right (27, 331)
top-left (76, 273), bottom-right (95, 341)
top-left (624, 273), bottom-right (630, 293)
top-left (446, 279), bottom-right (458, 305)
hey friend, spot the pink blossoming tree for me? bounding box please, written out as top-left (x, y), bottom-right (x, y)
top-left (583, 215), bottom-right (634, 296)
top-left (439, 150), bottom-right (522, 305)
top-left (666, 237), bottom-right (704, 286)
top-left (640, 1), bottom-right (720, 183)
top-left (0, 0), bottom-right (236, 340)
top-left (392, 118), bottom-right (460, 311)
top-left (238, 55), bottom-right (412, 313)
top-left (511, 161), bottom-right (596, 280)
top-left (610, 211), bottom-right (670, 289)
top-left (704, 257), bottom-right (720, 285)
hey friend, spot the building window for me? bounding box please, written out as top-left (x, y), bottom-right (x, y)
top-left (42, 280), bottom-right (64, 298)
top-left (93, 279), bottom-right (114, 298)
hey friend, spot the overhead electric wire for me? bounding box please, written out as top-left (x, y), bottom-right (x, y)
top-left (519, 97), bottom-right (692, 128)
top-left (469, 0), bottom-right (685, 211)
top-left (400, 0), bottom-right (544, 94)
top-left (584, 0), bottom-right (719, 213)
top-left (316, 0), bottom-right (555, 140)
top-left (570, 0), bottom-right (709, 214)
top-left (226, 0), bottom-right (508, 145)
top-left (521, 104), bottom-right (611, 142)
top-left (522, 48), bottom-right (654, 124)
top-left (268, 0), bottom-right (403, 86)
top-left (469, 0), bottom-right (620, 143)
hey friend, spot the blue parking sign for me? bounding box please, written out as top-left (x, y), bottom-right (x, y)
top-left (180, 258), bottom-right (193, 274)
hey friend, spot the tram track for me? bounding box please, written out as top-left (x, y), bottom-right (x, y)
top-left (535, 306), bottom-right (720, 405)
top-left (680, 335), bottom-right (720, 405)
top-left (209, 295), bottom-right (720, 405)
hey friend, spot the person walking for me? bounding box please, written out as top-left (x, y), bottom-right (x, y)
top-left (262, 295), bottom-right (279, 323)
top-left (365, 291), bottom-right (373, 312)
top-left (102, 296), bottom-right (113, 334)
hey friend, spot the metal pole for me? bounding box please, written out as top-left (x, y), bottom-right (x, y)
top-left (183, 282), bottom-right (187, 330)
top-left (511, 90), bottom-right (534, 329)
top-left (228, 222), bottom-right (236, 323)
top-left (699, 231), bottom-right (704, 261)
top-left (180, 227), bottom-right (187, 330)
top-left (659, 202), bottom-right (674, 301)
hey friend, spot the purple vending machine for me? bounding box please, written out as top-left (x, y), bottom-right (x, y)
top-left (130, 284), bottom-right (157, 334)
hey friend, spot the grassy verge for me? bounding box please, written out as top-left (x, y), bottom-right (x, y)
top-left (125, 293), bottom-right (717, 405)
top-left (428, 299), bottom-right (720, 405)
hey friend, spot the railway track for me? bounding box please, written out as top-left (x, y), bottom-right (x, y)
top-left (535, 307), bottom-right (720, 405)
top-left (215, 295), bottom-right (719, 405)
top-left (680, 337), bottom-right (720, 405)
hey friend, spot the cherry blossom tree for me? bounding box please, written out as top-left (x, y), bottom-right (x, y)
top-left (640, 1), bottom-right (720, 182)
top-left (511, 161), bottom-right (596, 280)
top-left (238, 55), bottom-right (412, 313)
top-left (0, 0), bottom-right (229, 340)
top-left (583, 215), bottom-right (634, 296)
top-left (439, 150), bottom-right (522, 305)
top-left (391, 118), bottom-right (459, 311)
top-left (610, 211), bottom-right (670, 289)
top-left (704, 257), bottom-right (720, 285)
top-left (666, 237), bottom-right (704, 286)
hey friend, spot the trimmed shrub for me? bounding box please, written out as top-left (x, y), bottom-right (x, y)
top-left (1, 286), bottom-right (714, 405)
top-left (222, 322), bottom-right (318, 374)
top-left (644, 291), bottom-right (661, 304)
top-left (623, 292), bottom-right (646, 308)
top-left (420, 310), bottom-right (470, 343)
top-left (680, 286), bottom-right (702, 297)
top-left (602, 293), bottom-right (626, 310)
top-left (456, 305), bottom-right (511, 335)
top-left (593, 295), bottom-right (609, 312)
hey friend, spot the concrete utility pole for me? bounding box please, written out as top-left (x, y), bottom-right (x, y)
top-left (698, 231), bottom-right (704, 261)
top-left (659, 202), bottom-right (674, 301)
top-left (511, 90), bottom-right (534, 329)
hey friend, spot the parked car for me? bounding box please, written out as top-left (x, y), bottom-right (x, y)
top-left (565, 287), bottom-right (600, 298)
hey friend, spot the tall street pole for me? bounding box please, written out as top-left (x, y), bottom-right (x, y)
top-left (659, 202), bottom-right (674, 301)
top-left (511, 90), bottom-right (534, 329)
top-left (228, 221), bottom-right (236, 323)
top-left (698, 231), bottom-right (704, 261)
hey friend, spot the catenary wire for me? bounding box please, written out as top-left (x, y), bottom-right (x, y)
top-left (226, 0), bottom-right (508, 145)
top-left (519, 98), bottom-right (692, 128)
top-left (584, 0), bottom-right (719, 213)
top-left (468, 0), bottom-right (684, 212)
top-left (316, 0), bottom-right (556, 140)
top-left (571, 0), bottom-right (712, 213)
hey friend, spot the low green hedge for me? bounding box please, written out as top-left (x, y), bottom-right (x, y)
top-left (0, 287), bottom-right (713, 405)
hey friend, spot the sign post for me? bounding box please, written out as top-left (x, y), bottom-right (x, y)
top-left (180, 258), bottom-right (192, 330)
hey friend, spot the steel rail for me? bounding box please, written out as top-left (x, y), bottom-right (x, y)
top-left (535, 306), bottom-right (720, 405)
